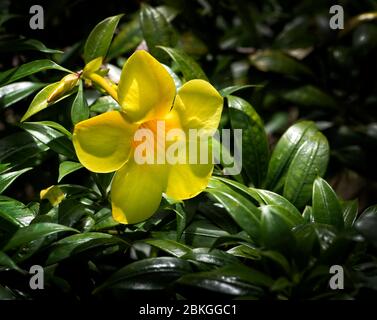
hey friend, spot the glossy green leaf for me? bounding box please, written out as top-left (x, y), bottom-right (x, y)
top-left (0, 132), bottom-right (48, 167)
top-left (31, 121), bottom-right (72, 138)
top-left (312, 177), bottom-right (344, 229)
top-left (0, 39), bottom-right (62, 54)
top-left (94, 257), bottom-right (192, 293)
top-left (58, 161), bottom-right (83, 182)
top-left (108, 15), bottom-right (143, 60)
top-left (250, 50), bottom-right (312, 77)
top-left (152, 220), bottom-right (230, 248)
top-left (71, 81), bottom-right (89, 124)
top-left (228, 95), bottom-right (269, 186)
top-left (220, 85), bottom-right (257, 97)
top-left (0, 196), bottom-right (35, 228)
top-left (260, 205), bottom-right (296, 253)
top-left (140, 4), bottom-right (178, 61)
top-left (177, 264), bottom-right (273, 297)
top-left (182, 248), bottom-right (241, 268)
top-left (3, 223), bottom-right (78, 251)
top-left (158, 46), bottom-right (208, 80)
top-left (265, 121), bottom-right (319, 191)
top-left (342, 200), bottom-right (358, 228)
top-left (143, 239), bottom-right (192, 257)
top-left (207, 179), bottom-right (261, 241)
top-left (89, 95), bottom-right (120, 113)
top-left (0, 167), bottom-right (32, 194)
top-left (212, 176), bottom-right (303, 224)
top-left (46, 232), bottom-right (115, 264)
top-left (283, 131), bottom-right (330, 209)
top-left (21, 82), bottom-right (76, 122)
top-left (355, 205), bottom-right (377, 247)
top-left (0, 251), bottom-right (23, 273)
top-left (250, 189), bottom-right (303, 224)
top-left (21, 122), bottom-right (75, 158)
top-left (0, 82), bottom-right (45, 108)
top-left (83, 14), bottom-right (123, 63)
top-left (0, 60), bottom-right (70, 86)
top-left (282, 85), bottom-right (337, 109)
top-left (226, 244), bottom-right (261, 260)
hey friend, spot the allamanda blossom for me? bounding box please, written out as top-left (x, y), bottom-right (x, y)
top-left (72, 50), bottom-right (223, 224)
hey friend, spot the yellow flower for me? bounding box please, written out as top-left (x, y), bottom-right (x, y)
top-left (72, 50), bottom-right (223, 224)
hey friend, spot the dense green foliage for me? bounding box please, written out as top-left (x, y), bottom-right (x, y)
top-left (0, 0), bottom-right (376, 300)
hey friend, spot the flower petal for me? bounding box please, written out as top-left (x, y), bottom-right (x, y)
top-left (73, 111), bottom-right (137, 173)
top-left (173, 79), bottom-right (223, 136)
top-left (165, 162), bottom-right (213, 200)
top-left (111, 160), bottom-right (168, 224)
top-left (118, 50), bottom-right (176, 123)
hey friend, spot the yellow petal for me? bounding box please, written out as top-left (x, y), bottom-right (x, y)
top-left (73, 111), bottom-right (137, 173)
top-left (40, 185), bottom-right (65, 206)
top-left (111, 160), bottom-right (168, 224)
top-left (165, 136), bottom-right (214, 200)
top-left (165, 162), bottom-right (214, 200)
top-left (173, 79), bottom-right (223, 136)
top-left (117, 50), bottom-right (176, 123)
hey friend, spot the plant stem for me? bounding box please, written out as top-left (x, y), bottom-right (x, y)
top-left (87, 73), bottom-right (118, 101)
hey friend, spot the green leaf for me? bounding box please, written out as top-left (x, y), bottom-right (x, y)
top-left (260, 250), bottom-right (291, 274)
top-left (90, 95), bottom-right (120, 113)
top-left (260, 205), bottom-right (296, 254)
top-left (3, 223), bottom-right (78, 251)
top-left (143, 239), bottom-right (192, 257)
top-left (250, 188), bottom-right (303, 223)
top-left (140, 4), bottom-right (178, 61)
top-left (0, 251), bottom-right (24, 273)
top-left (342, 200), bottom-right (358, 228)
top-left (108, 15), bottom-right (143, 60)
top-left (21, 122), bottom-right (75, 158)
top-left (250, 50), bottom-right (313, 77)
top-left (0, 60), bottom-right (71, 86)
top-left (177, 264), bottom-right (273, 297)
top-left (158, 46), bottom-right (208, 81)
top-left (94, 257), bottom-right (192, 293)
top-left (282, 85), bottom-right (337, 109)
top-left (174, 203), bottom-right (194, 241)
top-left (220, 85), bottom-right (257, 97)
top-left (31, 121), bottom-right (72, 138)
top-left (227, 244), bottom-right (261, 260)
top-left (0, 285), bottom-right (15, 300)
top-left (212, 177), bottom-right (303, 224)
top-left (283, 131), bottom-right (330, 209)
top-left (0, 132), bottom-right (48, 167)
top-left (58, 161), bottom-right (83, 182)
top-left (21, 82), bottom-right (75, 122)
top-left (182, 248), bottom-right (241, 268)
top-left (0, 38), bottom-right (62, 54)
top-left (71, 81), bottom-right (89, 124)
top-left (93, 208), bottom-right (119, 230)
top-left (265, 121), bottom-right (319, 191)
top-left (0, 82), bottom-right (45, 108)
top-left (46, 232), bottom-right (115, 264)
top-left (207, 179), bottom-right (261, 241)
top-left (0, 196), bottom-right (35, 228)
top-left (312, 177), bottom-right (344, 229)
top-left (228, 95), bottom-right (269, 186)
top-left (83, 14), bottom-right (123, 63)
top-left (302, 206), bottom-right (313, 222)
top-left (0, 167), bottom-right (32, 194)
top-left (152, 220), bottom-right (229, 248)
top-left (355, 205), bottom-right (377, 247)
